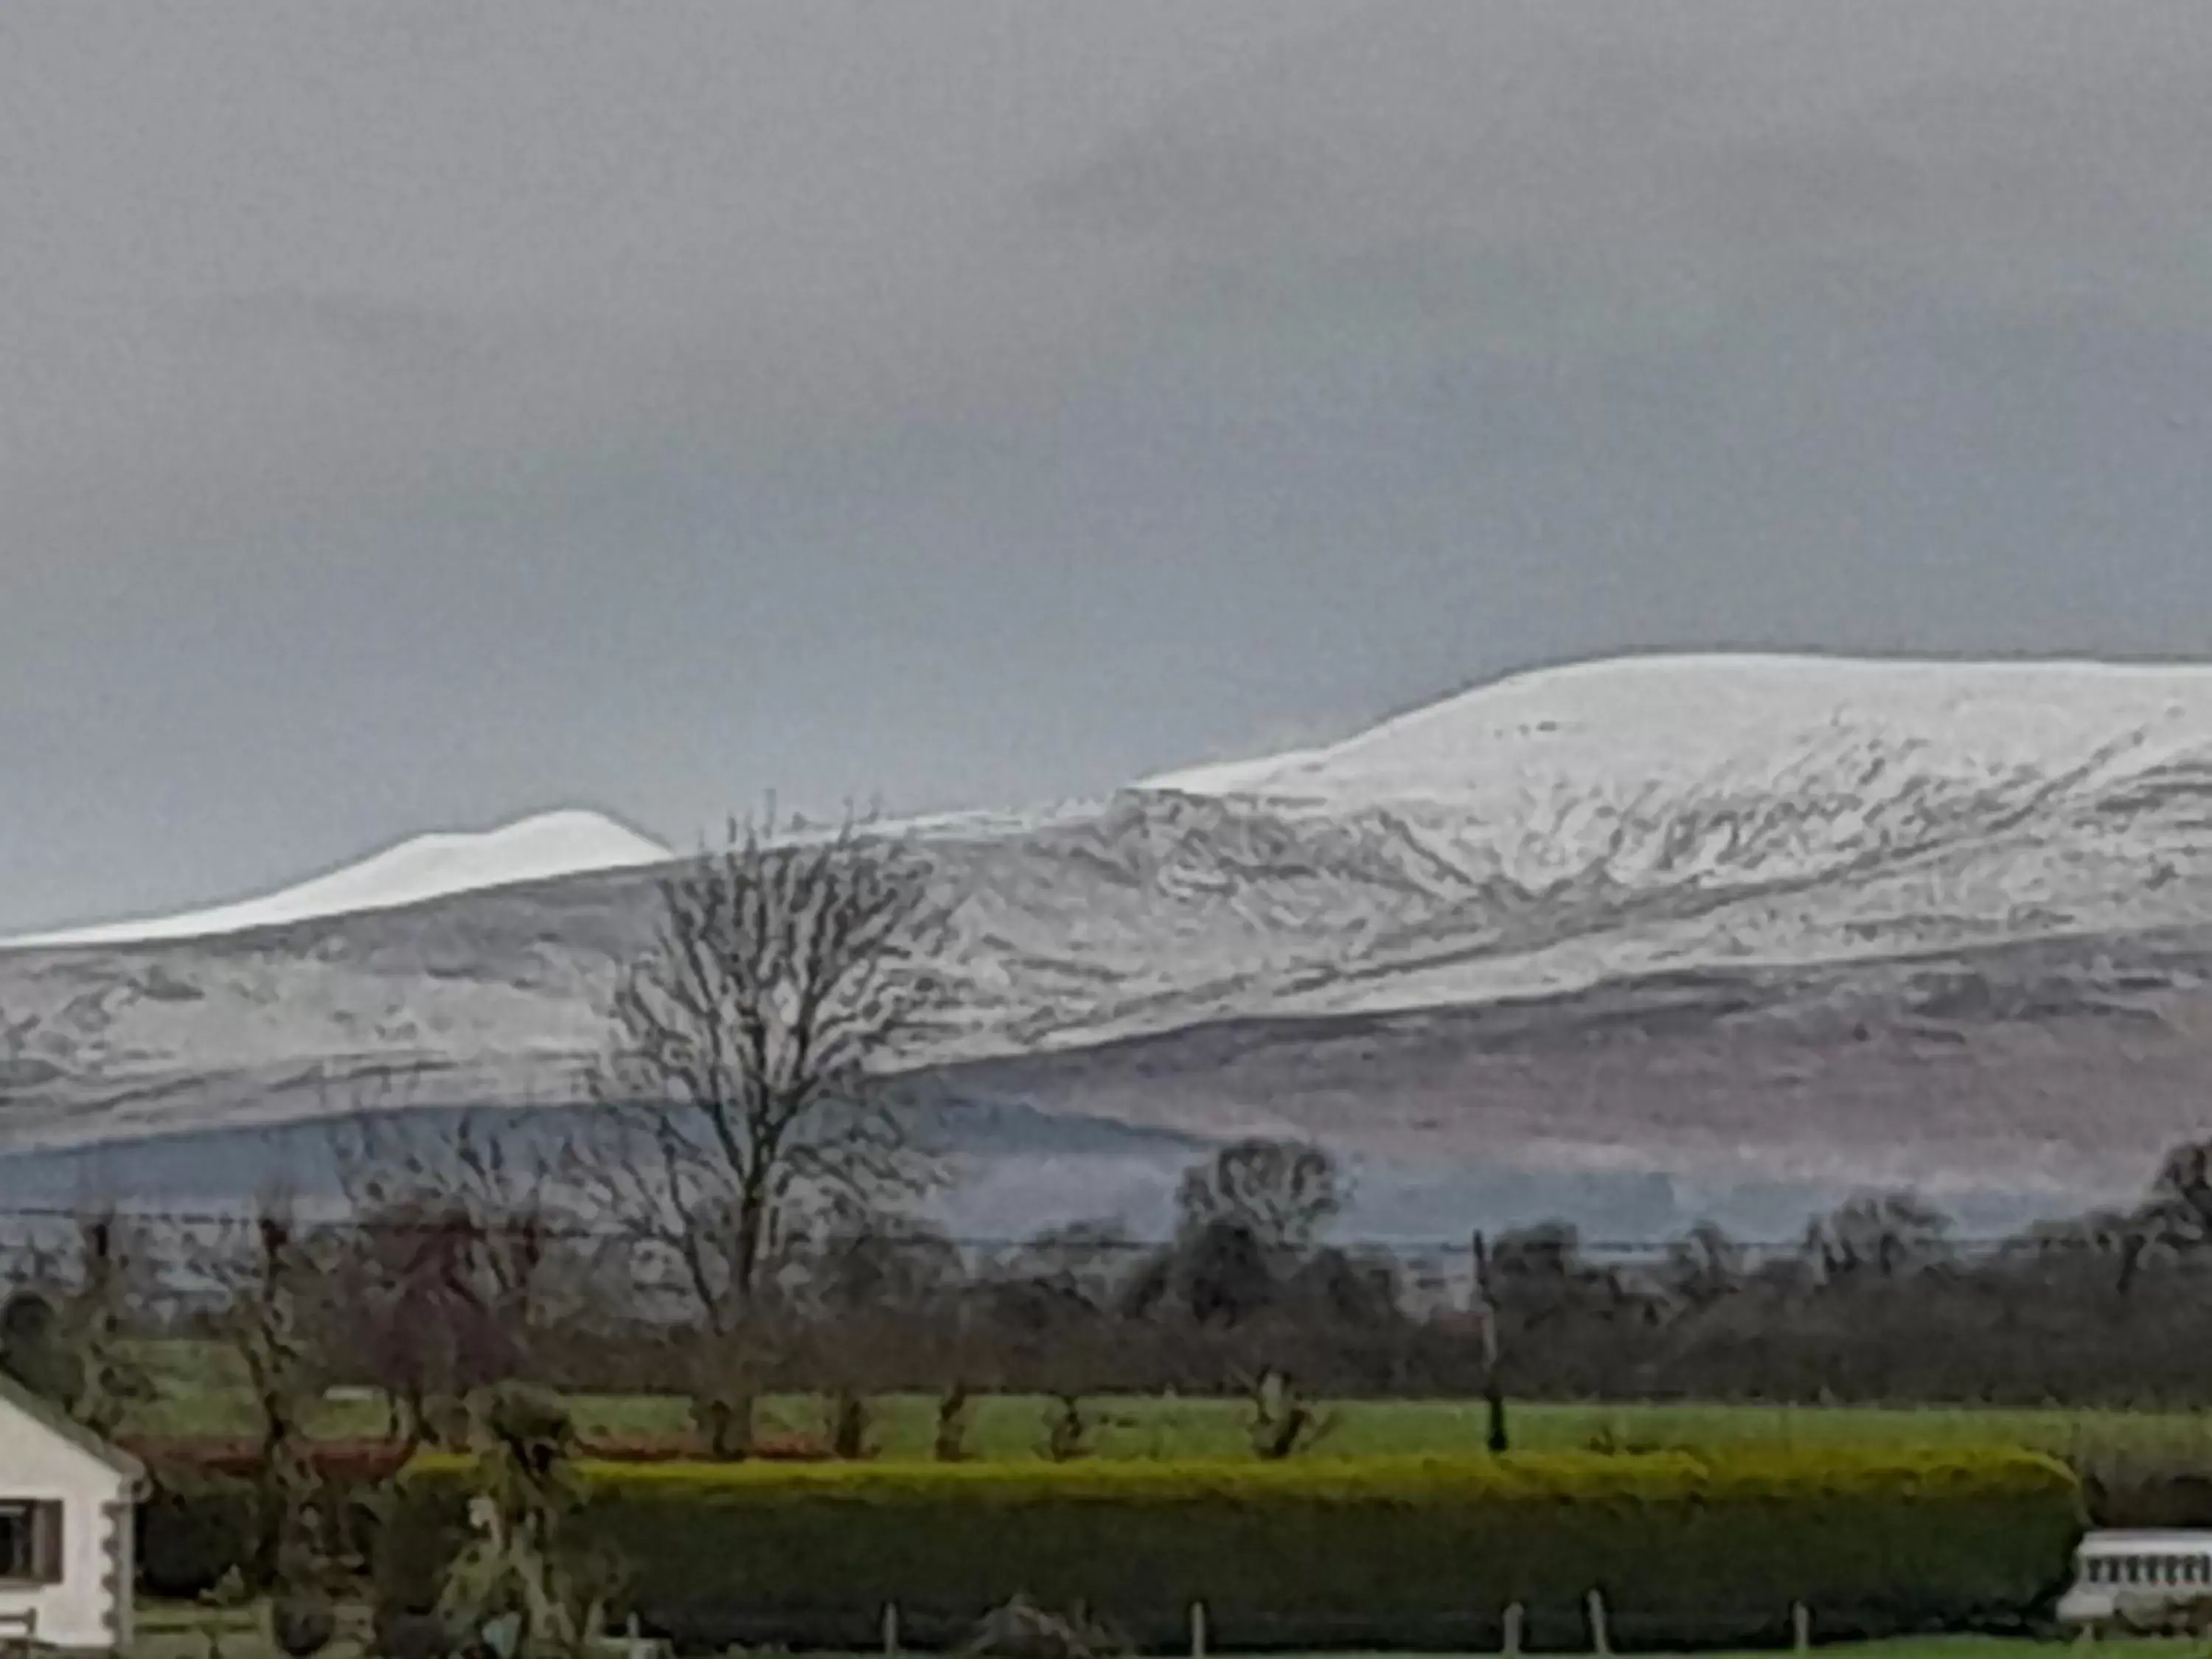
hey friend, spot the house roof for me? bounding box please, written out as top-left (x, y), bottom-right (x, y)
top-left (0, 1368), bottom-right (146, 1485)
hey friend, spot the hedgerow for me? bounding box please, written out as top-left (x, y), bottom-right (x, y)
top-left (131, 1432), bottom-right (844, 1598)
top-left (375, 1447), bottom-right (2082, 1652)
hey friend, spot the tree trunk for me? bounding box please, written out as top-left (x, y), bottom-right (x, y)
top-left (695, 1386), bottom-right (757, 1461)
top-left (830, 1388), bottom-right (869, 1460)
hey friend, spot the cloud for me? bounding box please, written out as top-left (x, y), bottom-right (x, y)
top-left (1022, 3), bottom-right (2212, 359)
top-left (178, 290), bottom-right (550, 371)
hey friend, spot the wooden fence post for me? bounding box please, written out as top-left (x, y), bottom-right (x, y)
top-left (1792, 1602), bottom-right (1810, 1653)
top-left (1189, 1601), bottom-right (1208, 1659)
top-left (882, 1602), bottom-right (900, 1657)
top-left (1474, 1229), bottom-right (1509, 1453)
top-left (1586, 1589), bottom-right (1610, 1657)
top-left (1503, 1602), bottom-right (1525, 1659)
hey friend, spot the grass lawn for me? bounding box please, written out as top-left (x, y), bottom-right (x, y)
top-left (1286, 1650), bottom-right (2177, 1659)
top-left (133, 1602), bottom-right (372, 1659)
top-left (1285, 1651), bottom-right (2174, 1659)
top-left (125, 1356), bottom-right (2185, 1659)
top-left (122, 1611), bottom-right (2190, 1659)
top-left (116, 1340), bottom-right (2212, 1467)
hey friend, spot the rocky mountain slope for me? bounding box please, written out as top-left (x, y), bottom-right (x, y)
top-left (8, 653), bottom-right (2212, 1239)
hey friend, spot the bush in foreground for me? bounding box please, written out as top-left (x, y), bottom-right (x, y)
top-left (137, 1468), bottom-right (261, 1601)
top-left (377, 1447), bottom-right (2082, 1652)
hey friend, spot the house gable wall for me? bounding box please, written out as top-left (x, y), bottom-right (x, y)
top-left (0, 1392), bottom-right (136, 1650)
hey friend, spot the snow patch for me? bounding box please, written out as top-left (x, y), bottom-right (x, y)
top-left (7, 810), bottom-right (672, 950)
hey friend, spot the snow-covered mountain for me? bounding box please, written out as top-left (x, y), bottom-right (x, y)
top-left (7, 810), bottom-right (671, 950)
top-left (9, 653), bottom-right (2212, 1239)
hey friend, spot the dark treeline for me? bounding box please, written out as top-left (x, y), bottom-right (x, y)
top-left (12, 1129), bottom-right (2212, 1443)
top-left (296, 1127), bottom-right (2212, 1413)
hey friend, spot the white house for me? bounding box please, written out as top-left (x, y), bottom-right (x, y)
top-left (0, 1371), bottom-right (145, 1652)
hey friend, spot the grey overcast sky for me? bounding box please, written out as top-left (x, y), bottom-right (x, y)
top-left (7, 1), bottom-right (2212, 933)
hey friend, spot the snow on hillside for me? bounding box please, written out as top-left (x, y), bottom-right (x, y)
top-left (1142, 653), bottom-right (2212, 900)
top-left (1150, 655), bottom-right (2212, 812)
top-left (7, 810), bottom-right (672, 950)
top-left (15, 651), bottom-right (2212, 1126)
top-left (1060, 653), bottom-right (2212, 1025)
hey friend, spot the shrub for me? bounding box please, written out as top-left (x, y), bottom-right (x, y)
top-left (375, 1610), bottom-right (453, 1659)
top-left (964, 1595), bottom-right (1128, 1659)
top-left (269, 1592), bottom-right (337, 1658)
top-left (378, 1447), bottom-right (2082, 1652)
top-left (137, 1470), bottom-right (260, 1601)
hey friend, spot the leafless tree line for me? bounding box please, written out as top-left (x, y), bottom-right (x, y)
top-left (19, 1132), bottom-right (2212, 1434)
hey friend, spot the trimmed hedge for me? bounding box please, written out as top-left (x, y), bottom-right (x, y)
top-left (375, 1448), bottom-right (2083, 1652)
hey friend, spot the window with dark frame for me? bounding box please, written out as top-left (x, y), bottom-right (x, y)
top-left (0, 1502), bottom-right (62, 1585)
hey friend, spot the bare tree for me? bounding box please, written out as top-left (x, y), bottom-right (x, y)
top-left (1660, 1220), bottom-right (1746, 1312)
top-left (572, 812), bottom-right (956, 1450)
top-left (335, 1112), bottom-right (574, 1331)
top-left (60, 1204), bottom-right (156, 1439)
top-left (1120, 1144), bottom-right (1349, 1333)
top-left (1001, 1219), bottom-right (1139, 1315)
top-left (1174, 1138), bottom-right (1343, 1253)
top-left (1801, 1192), bottom-right (1955, 1284)
top-left (327, 1110), bottom-right (600, 1439)
top-left (2145, 1141), bottom-right (2212, 1235)
top-left (209, 1194), bottom-right (328, 1590)
top-left (1242, 1368), bottom-right (1337, 1460)
top-left (2108, 1139), bottom-right (2212, 1295)
top-left (1489, 1221), bottom-right (1607, 1329)
top-left (0, 1203), bottom-right (156, 1436)
top-left (808, 1214), bottom-right (964, 1328)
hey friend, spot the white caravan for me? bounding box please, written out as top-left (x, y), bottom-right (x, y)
top-left (2058, 1530), bottom-right (2212, 1632)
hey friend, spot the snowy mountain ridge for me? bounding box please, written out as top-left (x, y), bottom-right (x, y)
top-left (7, 650), bottom-right (2212, 1237)
top-left (1078, 653), bottom-right (2212, 1026)
top-left (1149, 652), bottom-right (2210, 894)
top-left (19, 651), bottom-right (2212, 973)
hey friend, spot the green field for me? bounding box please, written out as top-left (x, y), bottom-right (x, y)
top-left (122, 1611), bottom-right (2183, 1659)
top-left (1271, 1652), bottom-right (2188, 1659)
top-left (118, 1345), bottom-right (2212, 1468)
top-left (131, 1348), bottom-right (2185, 1658)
